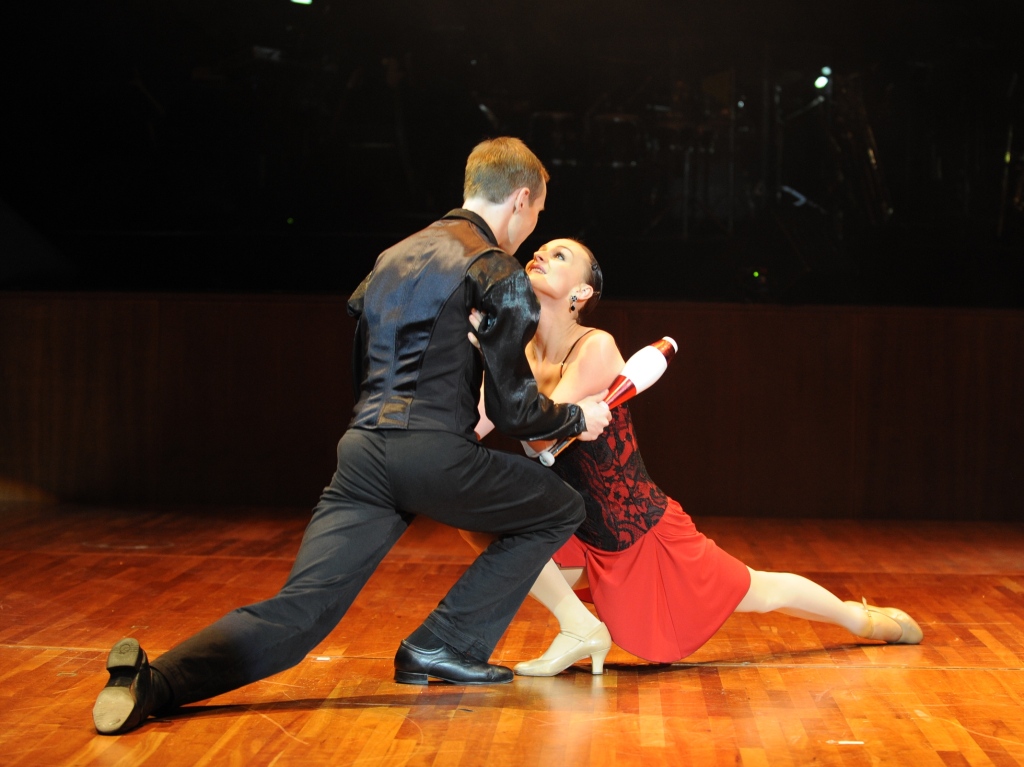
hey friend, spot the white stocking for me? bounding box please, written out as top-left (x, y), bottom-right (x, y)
top-left (735, 568), bottom-right (871, 636)
top-left (527, 560), bottom-right (601, 658)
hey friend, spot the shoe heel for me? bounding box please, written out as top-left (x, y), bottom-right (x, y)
top-left (394, 671), bottom-right (429, 685)
top-left (590, 648), bottom-right (609, 675)
top-left (106, 638), bottom-right (143, 672)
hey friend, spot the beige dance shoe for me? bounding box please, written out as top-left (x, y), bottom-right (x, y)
top-left (513, 623), bottom-right (612, 676)
top-left (847, 597), bottom-right (924, 644)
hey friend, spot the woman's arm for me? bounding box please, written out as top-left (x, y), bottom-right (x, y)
top-left (474, 379), bottom-right (496, 440)
top-left (522, 330), bottom-right (625, 453)
top-left (547, 330), bottom-right (624, 406)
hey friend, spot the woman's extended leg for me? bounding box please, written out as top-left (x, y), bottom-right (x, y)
top-left (735, 568), bottom-right (923, 644)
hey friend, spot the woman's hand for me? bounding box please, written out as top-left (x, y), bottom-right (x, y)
top-left (467, 308), bottom-right (485, 349)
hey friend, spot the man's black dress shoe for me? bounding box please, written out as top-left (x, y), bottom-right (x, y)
top-left (92, 638), bottom-right (157, 734)
top-left (394, 640), bottom-right (513, 685)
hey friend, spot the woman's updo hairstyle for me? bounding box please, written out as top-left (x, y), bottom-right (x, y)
top-left (576, 241), bottom-right (604, 318)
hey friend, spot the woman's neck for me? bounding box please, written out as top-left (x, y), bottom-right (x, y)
top-left (530, 295), bottom-right (588, 364)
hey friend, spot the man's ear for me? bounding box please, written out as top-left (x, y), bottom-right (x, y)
top-left (511, 186), bottom-right (531, 213)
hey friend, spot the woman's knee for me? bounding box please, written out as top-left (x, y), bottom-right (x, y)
top-left (460, 529), bottom-right (496, 554)
top-left (735, 569), bottom-right (782, 614)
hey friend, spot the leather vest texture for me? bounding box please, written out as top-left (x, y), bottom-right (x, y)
top-left (347, 210), bottom-right (585, 441)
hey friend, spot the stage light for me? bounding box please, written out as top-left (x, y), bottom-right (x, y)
top-left (814, 75), bottom-right (829, 89)
top-left (291, 0), bottom-right (312, 5)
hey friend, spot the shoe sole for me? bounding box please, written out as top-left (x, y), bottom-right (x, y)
top-left (394, 671), bottom-right (430, 685)
top-left (393, 670), bottom-right (513, 685)
top-left (92, 639), bottom-right (145, 734)
top-left (94, 687), bottom-right (138, 734)
top-left (878, 608), bottom-right (924, 644)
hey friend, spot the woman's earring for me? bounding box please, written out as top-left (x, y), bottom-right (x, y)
top-left (569, 295), bottom-right (578, 313)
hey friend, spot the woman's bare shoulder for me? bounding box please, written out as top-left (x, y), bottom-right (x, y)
top-left (577, 329), bottom-right (625, 384)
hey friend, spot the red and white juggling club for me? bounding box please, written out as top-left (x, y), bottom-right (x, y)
top-left (538, 336), bottom-right (678, 466)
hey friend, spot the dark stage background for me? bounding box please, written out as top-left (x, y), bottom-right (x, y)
top-left (1, 1), bottom-right (1022, 519)
top-left (2, 0), bottom-right (1023, 304)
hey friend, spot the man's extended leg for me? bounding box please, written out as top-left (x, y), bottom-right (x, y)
top-left (94, 430), bottom-right (407, 733)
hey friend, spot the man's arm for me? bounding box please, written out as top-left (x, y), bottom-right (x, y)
top-left (467, 255), bottom-right (609, 441)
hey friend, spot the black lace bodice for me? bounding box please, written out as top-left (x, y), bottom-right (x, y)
top-left (551, 405), bottom-right (668, 552)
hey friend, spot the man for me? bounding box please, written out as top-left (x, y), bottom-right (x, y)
top-left (93, 136), bottom-right (612, 734)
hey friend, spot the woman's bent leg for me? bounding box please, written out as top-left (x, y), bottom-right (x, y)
top-left (513, 560), bottom-right (610, 676)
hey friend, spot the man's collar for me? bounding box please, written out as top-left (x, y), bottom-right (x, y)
top-left (443, 209), bottom-right (498, 247)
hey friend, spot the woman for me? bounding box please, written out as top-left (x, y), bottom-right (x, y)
top-left (466, 238), bottom-right (923, 676)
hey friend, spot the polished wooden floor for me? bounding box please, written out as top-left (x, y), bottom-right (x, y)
top-left (2, 502), bottom-right (1023, 767)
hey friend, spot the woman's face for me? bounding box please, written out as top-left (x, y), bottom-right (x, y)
top-left (525, 239), bottom-right (590, 300)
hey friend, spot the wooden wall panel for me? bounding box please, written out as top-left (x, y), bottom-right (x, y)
top-left (851, 308), bottom-right (1024, 521)
top-left (593, 302), bottom-right (1024, 522)
top-left (1, 293), bottom-right (1021, 520)
top-left (0, 294), bottom-right (357, 507)
top-left (594, 303), bottom-right (860, 520)
top-left (0, 296), bottom-right (163, 501)
top-left (153, 295), bottom-right (356, 506)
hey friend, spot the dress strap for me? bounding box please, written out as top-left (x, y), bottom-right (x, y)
top-left (559, 328), bottom-right (596, 379)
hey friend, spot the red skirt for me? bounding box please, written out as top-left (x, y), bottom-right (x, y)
top-left (553, 499), bottom-right (751, 663)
